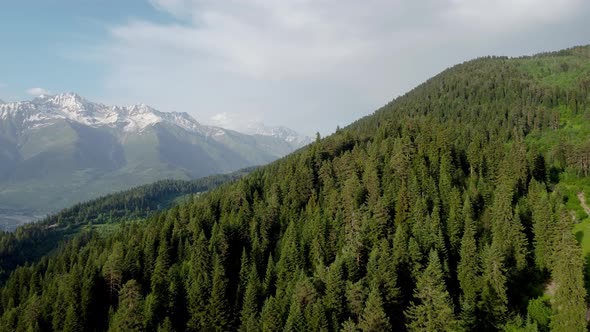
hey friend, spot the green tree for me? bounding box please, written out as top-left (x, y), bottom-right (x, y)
top-left (405, 250), bottom-right (458, 331)
top-left (479, 244), bottom-right (508, 329)
top-left (550, 212), bottom-right (586, 332)
top-left (261, 297), bottom-right (282, 332)
top-left (240, 265), bottom-right (260, 332)
top-left (457, 213), bottom-right (479, 329)
top-left (207, 255), bottom-right (230, 331)
top-left (358, 286), bottom-right (391, 332)
top-left (109, 280), bottom-right (145, 332)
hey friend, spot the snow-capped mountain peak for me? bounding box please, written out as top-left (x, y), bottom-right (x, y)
top-left (209, 112), bottom-right (312, 148)
top-left (242, 121), bottom-right (312, 146)
top-left (0, 93), bottom-right (210, 134)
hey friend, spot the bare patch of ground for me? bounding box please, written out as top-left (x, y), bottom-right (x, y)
top-left (577, 192), bottom-right (590, 215)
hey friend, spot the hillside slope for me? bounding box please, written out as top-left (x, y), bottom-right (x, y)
top-left (0, 167), bottom-right (252, 282)
top-left (0, 46), bottom-right (589, 331)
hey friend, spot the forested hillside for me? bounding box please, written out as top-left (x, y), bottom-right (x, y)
top-left (0, 168), bottom-right (252, 283)
top-left (1, 46), bottom-right (590, 331)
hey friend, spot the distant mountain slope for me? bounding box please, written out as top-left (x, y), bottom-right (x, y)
top-left (0, 94), bottom-right (307, 228)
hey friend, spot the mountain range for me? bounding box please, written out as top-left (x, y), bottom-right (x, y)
top-left (0, 93), bottom-right (310, 229)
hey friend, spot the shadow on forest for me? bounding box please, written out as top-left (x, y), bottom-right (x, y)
top-left (577, 230), bottom-right (585, 244)
top-left (585, 254), bottom-right (590, 297)
top-left (548, 166), bottom-right (561, 186)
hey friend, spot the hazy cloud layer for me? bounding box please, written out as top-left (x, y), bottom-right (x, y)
top-left (95, 0), bottom-right (590, 134)
top-left (27, 87), bottom-right (51, 96)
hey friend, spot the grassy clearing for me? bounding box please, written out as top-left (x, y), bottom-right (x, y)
top-left (515, 54), bottom-right (590, 89)
top-left (554, 171), bottom-right (590, 253)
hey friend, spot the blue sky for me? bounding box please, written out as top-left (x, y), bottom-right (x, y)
top-left (1, 0), bottom-right (590, 135)
top-left (0, 0), bottom-right (164, 100)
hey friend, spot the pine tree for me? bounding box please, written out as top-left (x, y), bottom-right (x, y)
top-left (261, 297), bottom-right (282, 332)
top-left (109, 280), bottom-right (145, 332)
top-left (62, 304), bottom-right (82, 332)
top-left (103, 242), bottom-right (124, 301)
top-left (186, 232), bottom-right (211, 331)
top-left (457, 214), bottom-right (479, 329)
top-left (307, 302), bottom-right (329, 332)
top-left (358, 286), bottom-right (391, 332)
top-left (324, 258), bottom-right (346, 329)
top-left (405, 250), bottom-right (458, 331)
top-left (550, 211), bottom-right (586, 332)
top-left (240, 265), bottom-right (260, 332)
top-left (157, 317), bottom-right (174, 332)
top-left (207, 255), bottom-right (230, 331)
top-left (479, 244), bottom-right (508, 329)
top-left (531, 187), bottom-right (553, 271)
top-left (284, 297), bottom-right (307, 332)
top-left (365, 240), bottom-right (399, 320)
top-left (262, 254), bottom-right (276, 297)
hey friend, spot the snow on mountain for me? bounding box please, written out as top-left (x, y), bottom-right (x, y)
top-left (0, 93), bottom-right (223, 136)
top-left (241, 122), bottom-right (312, 147)
top-left (209, 112), bottom-right (312, 148)
top-left (0, 93), bottom-right (306, 226)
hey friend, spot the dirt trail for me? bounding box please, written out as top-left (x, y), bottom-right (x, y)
top-left (578, 192), bottom-right (590, 216)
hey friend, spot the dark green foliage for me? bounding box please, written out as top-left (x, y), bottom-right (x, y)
top-left (457, 207), bottom-right (479, 329)
top-left (0, 46), bottom-right (589, 331)
top-left (527, 297), bottom-right (551, 331)
top-left (0, 170), bottom-right (251, 283)
top-left (405, 250), bottom-right (458, 331)
top-left (109, 280), bottom-right (145, 332)
top-left (550, 212), bottom-right (587, 332)
top-left (358, 286), bottom-right (391, 332)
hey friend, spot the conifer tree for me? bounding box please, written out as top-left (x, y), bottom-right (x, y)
top-left (324, 258), bottom-right (346, 328)
top-left (261, 297), bottom-right (282, 332)
top-left (550, 211), bottom-right (586, 332)
top-left (405, 250), bottom-right (458, 331)
top-left (207, 255), bottom-right (230, 331)
top-left (479, 244), bottom-right (508, 329)
top-left (358, 286), bottom-right (391, 332)
top-left (239, 265), bottom-right (260, 332)
top-left (284, 297), bottom-right (307, 332)
top-left (109, 280), bottom-right (145, 332)
top-left (531, 189), bottom-right (553, 271)
top-left (103, 242), bottom-right (124, 300)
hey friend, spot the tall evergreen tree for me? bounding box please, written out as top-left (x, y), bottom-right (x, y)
top-left (550, 212), bottom-right (587, 332)
top-left (405, 250), bottom-right (458, 331)
top-left (457, 213), bottom-right (479, 329)
top-left (358, 286), bottom-right (391, 332)
top-left (109, 280), bottom-right (145, 332)
top-left (479, 244), bottom-right (508, 329)
top-left (207, 255), bottom-right (230, 331)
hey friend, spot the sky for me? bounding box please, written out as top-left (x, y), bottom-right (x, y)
top-left (1, 0), bottom-right (590, 135)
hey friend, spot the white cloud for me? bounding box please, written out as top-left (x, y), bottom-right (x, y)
top-left (109, 1), bottom-right (376, 80)
top-left (91, 0), bottom-right (590, 135)
top-left (27, 87), bottom-right (51, 97)
top-left (207, 112), bottom-right (263, 130)
top-left (445, 0), bottom-right (584, 29)
top-left (208, 112), bottom-right (235, 129)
